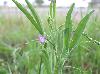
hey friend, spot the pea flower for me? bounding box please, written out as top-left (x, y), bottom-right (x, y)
top-left (38, 35), bottom-right (46, 44)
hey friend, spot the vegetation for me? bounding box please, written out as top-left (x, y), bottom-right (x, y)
top-left (0, 0), bottom-right (100, 74)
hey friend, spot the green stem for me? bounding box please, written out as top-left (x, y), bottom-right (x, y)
top-left (39, 57), bottom-right (42, 74)
top-left (46, 39), bottom-right (56, 51)
top-left (82, 33), bottom-right (100, 45)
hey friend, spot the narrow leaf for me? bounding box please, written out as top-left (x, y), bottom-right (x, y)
top-left (53, 0), bottom-right (56, 18)
top-left (64, 3), bottom-right (75, 50)
top-left (12, 0), bottom-right (43, 35)
top-left (50, 2), bottom-right (53, 18)
top-left (41, 50), bottom-right (51, 74)
top-left (70, 10), bottom-right (94, 49)
top-left (25, 0), bottom-right (44, 35)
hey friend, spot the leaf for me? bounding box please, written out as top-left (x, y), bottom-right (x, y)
top-left (49, 0), bottom-right (56, 18)
top-left (69, 10), bottom-right (94, 49)
top-left (25, 0), bottom-right (44, 35)
top-left (53, 0), bottom-right (56, 18)
top-left (12, 0), bottom-right (43, 35)
top-left (64, 3), bottom-right (75, 50)
top-left (41, 50), bottom-right (51, 74)
top-left (50, 2), bottom-right (53, 18)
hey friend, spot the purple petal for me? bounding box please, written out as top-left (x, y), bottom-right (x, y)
top-left (38, 35), bottom-right (46, 44)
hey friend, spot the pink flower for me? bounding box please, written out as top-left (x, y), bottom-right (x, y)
top-left (38, 35), bottom-right (46, 44)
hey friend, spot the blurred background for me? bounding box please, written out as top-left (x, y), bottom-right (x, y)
top-left (0, 0), bottom-right (100, 73)
top-left (0, 0), bottom-right (100, 48)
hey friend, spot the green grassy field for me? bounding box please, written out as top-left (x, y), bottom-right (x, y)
top-left (0, 5), bottom-right (100, 74)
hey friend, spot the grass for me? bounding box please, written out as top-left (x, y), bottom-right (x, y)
top-left (0, 0), bottom-right (100, 74)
